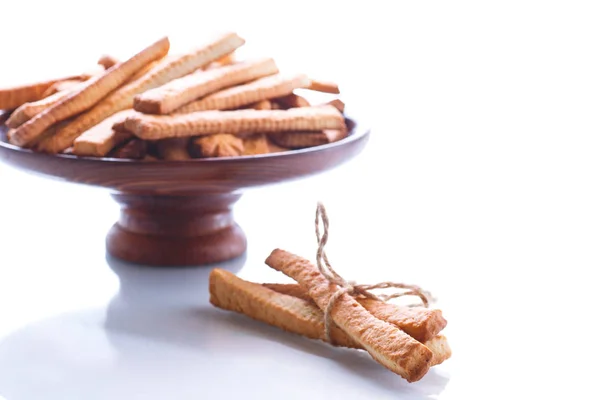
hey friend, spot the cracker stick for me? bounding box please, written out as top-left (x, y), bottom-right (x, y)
top-left (242, 133), bottom-right (271, 155)
top-left (263, 283), bottom-right (447, 343)
top-left (112, 120), bottom-right (127, 132)
top-left (425, 335), bottom-right (452, 366)
top-left (23, 118), bottom-right (75, 150)
top-left (274, 93), bottom-right (310, 109)
top-left (108, 138), bottom-right (147, 159)
top-left (326, 98), bottom-right (345, 113)
top-left (191, 134), bottom-right (244, 158)
top-left (265, 249), bottom-right (433, 382)
top-left (209, 269), bottom-right (451, 366)
top-left (267, 140), bottom-right (290, 153)
top-left (16, 59), bottom-right (163, 131)
top-left (216, 52), bottom-right (235, 66)
top-left (7, 90), bottom-right (72, 129)
top-left (308, 79), bottom-right (340, 94)
top-left (0, 78), bottom-right (64, 110)
top-left (204, 52), bottom-right (236, 70)
top-left (10, 37), bottom-right (170, 148)
top-left (72, 109), bottom-right (136, 157)
top-left (269, 129), bottom-right (348, 149)
top-left (134, 58), bottom-right (278, 114)
top-left (41, 79), bottom-right (86, 98)
top-left (210, 268), bottom-right (360, 348)
top-left (6, 129), bottom-right (15, 142)
top-left (97, 55), bottom-right (120, 70)
top-left (156, 138), bottom-right (192, 160)
top-left (40, 32), bottom-right (244, 154)
top-left (126, 105), bottom-right (345, 140)
top-left (248, 100), bottom-right (272, 110)
top-left (174, 74), bottom-right (311, 113)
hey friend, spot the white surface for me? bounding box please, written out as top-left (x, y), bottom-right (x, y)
top-left (1, 1), bottom-right (600, 399)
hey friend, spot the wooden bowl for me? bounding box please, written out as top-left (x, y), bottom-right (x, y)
top-left (0, 113), bottom-right (370, 266)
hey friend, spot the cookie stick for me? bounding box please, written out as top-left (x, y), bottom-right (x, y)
top-left (263, 283), bottom-right (447, 343)
top-left (6, 60), bottom-right (161, 130)
top-left (174, 74), bottom-right (311, 114)
top-left (1, 78), bottom-right (69, 110)
top-left (41, 79), bottom-right (86, 98)
top-left (97, 55), bottom-right (120, 70)
top-left (108, 138), bottom-right (147, 159)
top-left (9, 36), bottom-right (170, 148)
top-left (326, 99), bottom-right (345, 113)
top-left (269, 129), bottom-right (348, 149)
top-left (242, 133), bottom-right (271, 155)
top-left (191, 134), bottom-right (244, 158)
top-left (308, 79), bottom-right (340, 94)
top-left (125, 105), bottom-right (345, 140)
top-left (156, 138), bottom-right (192, 160)
top-left (204, 52), bottom-right (236, 70)
top-left (7, 90), bottom-right (73, 128)
top-left (71, 109), bottom-right (136, 157)
top-left (134, 57), bottom-right (278, 114)
top-left (38, 32), bottom-right (245, 154)
top-left (248, 100), bottom-right (272, 110)
top-left (209, 269), bottom-right (452, 366)
top-left (274, 93), bottom-right (310, 109)
top-left (265, 249), bottom-right (433, 382)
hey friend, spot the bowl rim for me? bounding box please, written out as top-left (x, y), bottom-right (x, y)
top-left (0, 112), bottom-right (370, 165)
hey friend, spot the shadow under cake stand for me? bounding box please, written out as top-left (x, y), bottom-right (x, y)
top-left (0, 116), bottom-right (370, 266)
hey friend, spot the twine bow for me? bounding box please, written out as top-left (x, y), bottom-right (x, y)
top-left (315, 202), bottom-right (434, 342)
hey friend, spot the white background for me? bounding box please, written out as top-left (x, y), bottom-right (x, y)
top-left (1, 1), bottom-right (600, 399)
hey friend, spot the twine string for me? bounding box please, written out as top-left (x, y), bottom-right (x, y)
top-left (315, 202), bottom-right (433, 342)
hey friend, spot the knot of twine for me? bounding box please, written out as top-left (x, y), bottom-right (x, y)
top-left (315, 202), bottom-right (434, 342)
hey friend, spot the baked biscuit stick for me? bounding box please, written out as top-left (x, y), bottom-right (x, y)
top-left (108, 138), bottom-right (147, 159)
top-left (9, 37), bottom-right (170, 148)
top-left (242, 133), bottom-right (271, 155)
top-left (97, 55), bottom-right (120, 70)
top-left (191, 134), bottom-right (244, 158)
top-left (7, 60), bottom-right (161, 130)
top-left (326, 99), bottom-right (345, 113)
top-left (269, 129), bottom-right (348, 149)
top-left (215, 52), bottom-right (235, 66)
top-left (264, 283), bottom-right (447, 343)
top-left (308, 79), bottom-right (340, 94)
top-left (209, 269), bottom-right (451, 366)
top-left (125, 105), bottom-right (345, 140)
top-left (1, 78), bottom-right (68, 110)
top-left (7, 90), bottom-right (73, 128)
top-left (274, 93), bottom-right (310, 109)
top-left (156, 138), bottom-right (192, 160)
top-left (248, 100), bottom-right (272, 110)
top-left (39, 32), bottom-right (244, 154)
top-left (204, 52), bottom-right (236, 70)
top-left (174, 74), bottom-right (311, 113)
top-left (41, 79), bottom-right (86, 98)
top-left (72, 109), bottom-right (136, 157)
top-left (134, 58), bottom-right (278, 114)
top-left (267, 140), bottom-right (289, 154)
top-left (265, 249), bottom-right (433, 382)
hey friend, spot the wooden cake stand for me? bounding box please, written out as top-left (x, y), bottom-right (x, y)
top-left (0, 115), bottom-right (370, 266)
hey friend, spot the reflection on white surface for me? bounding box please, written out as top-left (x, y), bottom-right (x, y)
top-left (0, 255), bottom-right (448, 400)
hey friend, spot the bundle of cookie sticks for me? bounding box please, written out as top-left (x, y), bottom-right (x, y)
top-left (210, 204), bottom-right (451, 383)
top-left (1, 32), bottom-right (347, 160)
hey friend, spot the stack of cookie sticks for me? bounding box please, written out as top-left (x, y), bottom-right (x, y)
top-left (209, 204), bottom-right (451, 382)
top-left (2, 32), bottom-right (348, 160)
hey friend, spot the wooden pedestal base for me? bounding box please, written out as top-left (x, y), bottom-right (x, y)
top-left (106, 193), bottom-right (247, 266)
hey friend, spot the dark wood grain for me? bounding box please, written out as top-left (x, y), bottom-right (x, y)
top-left (0, 116), bottom-right (370, 266)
